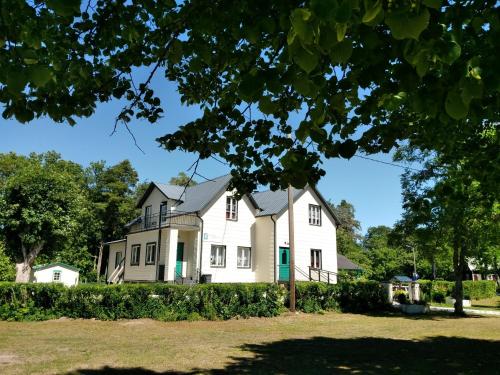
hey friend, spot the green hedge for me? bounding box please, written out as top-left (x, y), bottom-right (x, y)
top-left (0, 280), bottom-right (390, 321)
top-left (0, 282), bottom-right (287, 321)
top-left (295, 281), bottom-right (390, 313)
top-left (418, 280), bottom-right (496, 302)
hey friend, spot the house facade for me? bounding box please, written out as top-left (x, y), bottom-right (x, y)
top-left (106, 175), bottom-right (339, 284)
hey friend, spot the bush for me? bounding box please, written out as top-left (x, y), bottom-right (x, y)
top-left (295, 281), bottom-right (390, 313)
top-left (418, 279), bottom-right (496, 302)
top-left (0, 282), bottom-right (287, 321)
top-left (393, 290), bottom-right (408, 304)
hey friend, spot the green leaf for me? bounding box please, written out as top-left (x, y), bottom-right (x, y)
top-left (441, 40), bottom-right (461, 65)
top-left (238, 74), bottom-right (264, 101)
top-left (336, 23), bottom-right (347, 42)
top-left (30, 66), bottom-right (53, 87)
top-left (290, 9), bottom-right (314, 44)
top-left (6, 70), bottom-right (27, 94)
top-left (339, 139), bottom-right (357, 159)
top-left (292, 75), bottom-right (316, 97)
top-left (329, 39), bottom-right (352, 64)
top-left (258, 96), bottom-right (278, 115)
top-left (296, 121), bottom-right (311, 142)
top-left (335, 1), bottom-right (352, 24)
top-left (460, 78), bottom-right (483, 105)
top-left (293, 45), bottom-right (319, 74)
top-left (362, 0), bottom-right (383, 24)
top-left (46, 0), bottom-right (81, 17)
top-left (423, 0), bottom-right (442, 9)
top-left (445, 90), bottom-right (468, 120)
top-left (385, 9), bottom-right (430, 40)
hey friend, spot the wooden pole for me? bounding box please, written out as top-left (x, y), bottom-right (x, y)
top-left (288, 184), bottom-right (296, 312)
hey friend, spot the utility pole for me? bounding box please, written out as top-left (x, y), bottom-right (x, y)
top-left (288, 182), bottom-right (296, 312)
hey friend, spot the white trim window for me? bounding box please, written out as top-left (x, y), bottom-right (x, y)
top-left (210, 245), bottom-right (226, 267)
top-left (309, 204), bottom-right (322, 226)
top-left (131, 244), bottom-right (141, 266)
top-left (226, 196), bottom-right (238, 220)
top-left (145, 243), bottom-right (156, 265)
top-left (237, 246), bottom-right (251, 268)
top-left (52, 270), bottom-right (61, 282)
top-left (115, 251), bottom-right (123, 268)
top-left (311, 249), bottom-right (322, 269)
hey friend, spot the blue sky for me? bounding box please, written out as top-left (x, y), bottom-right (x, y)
top-left (1, 75), bottom-right (409, 234)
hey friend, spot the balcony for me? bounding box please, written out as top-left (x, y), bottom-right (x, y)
top-left (128, 211), bottom-right (201, 233)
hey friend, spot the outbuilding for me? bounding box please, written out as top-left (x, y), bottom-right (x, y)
top-left (32, 263), bottom-right (80, 287)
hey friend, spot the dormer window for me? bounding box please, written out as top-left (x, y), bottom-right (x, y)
top-left (226, 196), bottom-right (238, 220)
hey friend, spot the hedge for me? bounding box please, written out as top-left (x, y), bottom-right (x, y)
top-left (0, 281), bottom-right (390, 321)
top-left (295, 280), bottom-right (390, 313)
top-left (418, 280), bottom-right (496, 302)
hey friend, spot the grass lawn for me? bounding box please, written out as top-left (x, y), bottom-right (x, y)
top-left (431, 296), bottom-right (500, 311)
top-left (1, 312), bottom-right (499, 375)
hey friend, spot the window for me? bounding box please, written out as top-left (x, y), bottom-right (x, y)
top-left (210, 245), bottom-right (226, 267)
top-left (52, 271), bottom-right (61, 282)
top-left (130, 244), bottom-right (141, 266)
top-left (115, 251), bottom-right (123, 268)
top-left (144, 205), bottom-right (152, 228)
top-left (311, 249), bottom-right (322, 269)
top-left (160, 203), bottom-right (168, 223)
top-left (226, 196), bottom-right (238, 220)
top-left (309, 204), bottom-right (322, 226)
top-left (237, 247), bottom-right (251, 268)
top-left (145, 242), bottom-right (156, 265)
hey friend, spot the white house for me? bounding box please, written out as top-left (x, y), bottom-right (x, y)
top-left (106, 175), bottom-right (340, 284)
top-left (32, 262), bottom-right (80, 287)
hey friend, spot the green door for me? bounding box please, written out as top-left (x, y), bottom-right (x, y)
top-left (176, 242), bottom-right (184, 278)
top-left (279, 247), bottom-right (290, 281)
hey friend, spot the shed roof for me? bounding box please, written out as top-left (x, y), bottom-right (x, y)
top-left (391, 275), bottom-right (413, 283)
top-left (337, 254), bottom-right (362, 270)
top-left (32, 262), bottom-right (80, 272)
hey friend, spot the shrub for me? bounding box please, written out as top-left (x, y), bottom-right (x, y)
top-left (0, 282), bottom-right (287, 321)
top-left (417, 280), bottom-right (496, 302)
top-left (393, 290), bottom-right (408, 304)
top-left (294, 281), bottom-right (390, 313)
top-left (462, 280), bottom-right (496, 300)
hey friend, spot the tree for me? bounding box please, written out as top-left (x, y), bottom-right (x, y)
top-left (169, 172), bottom-right (198, 187)
top-left (85, 160), bottom-right (139, 242)
top-left (0, 240), bottom-right (15, 281)
top-left (0, 1), bottom-right (497, 194)
top-left (397, 148), bottom-right (498, 315)
top-left (0, 153), bottom-right (92, 282)
top-left (329, 200), bottom-right (371, 273)
top-left (363, 226), bottom-right (413, 281)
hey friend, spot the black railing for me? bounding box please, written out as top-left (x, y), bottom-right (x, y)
top-left (308, 266), bottom-right (338, 284)
top-left (129, 211), bottom-right (201, 233)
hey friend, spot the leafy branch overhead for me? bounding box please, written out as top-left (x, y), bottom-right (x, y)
top-left (0, 0), bottom-right (498, 193)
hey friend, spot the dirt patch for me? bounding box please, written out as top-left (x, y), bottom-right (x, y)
top-left (119, 320), bottom-right (147, 326)
top-left (0, 354), bottom-right (21, 365)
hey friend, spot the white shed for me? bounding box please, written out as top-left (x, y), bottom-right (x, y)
top-left (32, 263), bottom-right (80, 287)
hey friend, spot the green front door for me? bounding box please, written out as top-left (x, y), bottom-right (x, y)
top-left (176, 242), bottom-right (184, 278)
top-left (279, 247), bottom-right (290, 281)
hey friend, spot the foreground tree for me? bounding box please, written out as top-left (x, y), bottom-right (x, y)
top-left (0, 1), bottom-right (497, 193)
top-left (0, 153), bottom-right (91, 282)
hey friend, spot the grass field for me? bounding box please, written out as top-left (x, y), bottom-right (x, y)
top-left (1, 312), bottom-right (499, 375)
top-left (431, 296), bottom-right (500, 311)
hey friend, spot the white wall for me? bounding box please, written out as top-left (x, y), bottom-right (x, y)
top-left (108, 241), bottom-right (126, 278)
top-left (33, 267), bottom-right (79, 287)
top-left (200, 192), bottom-right (257, 282)
top-left (275, 187), bottom-right (338, 282)
top-left (124, 230), bottom-right (160, 281)
top-left (255, 216), bottom-right (275, 282)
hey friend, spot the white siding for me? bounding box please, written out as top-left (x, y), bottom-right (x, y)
top-left (124, 230), bottom-right (160, 281)
top-left (275, 187), bottom-right (338, 282)
top-left (33, 266), bottom-right (79, 287)
top-left (141, 187), bottom-right (177, 216)
top-left (255, 216), bottom-right (275, 282)
top-left (200, 192), bottom-right (257, 282)
top-left (108, 241), bottom-right (126, 278)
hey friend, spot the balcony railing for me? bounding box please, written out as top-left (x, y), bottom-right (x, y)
top-left (128, 211), bottom-right (201, 233)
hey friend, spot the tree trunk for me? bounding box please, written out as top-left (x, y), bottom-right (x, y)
top-left (15, 242), bottom-right (44, 283)
top-left (452, 234), bottom-right (466, 316)
top-left (96, 242), bottom-right (104, 282)
top-left (15, 262), bottom-right (32, 283)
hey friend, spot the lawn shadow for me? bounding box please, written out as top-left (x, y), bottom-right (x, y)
top-left (70, 336), bottom-right (500, 374)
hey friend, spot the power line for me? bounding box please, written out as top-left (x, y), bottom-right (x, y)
top-left (353, 154), bottom-right (423, 172)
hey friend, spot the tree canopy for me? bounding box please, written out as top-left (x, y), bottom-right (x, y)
top-left (1, 1), bottom-right (498, 194)
top-left (169, 171), bottom-right (198, 187)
